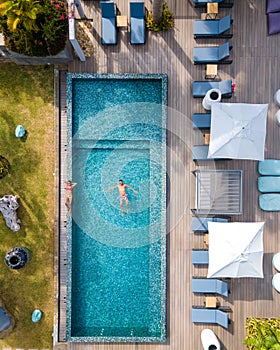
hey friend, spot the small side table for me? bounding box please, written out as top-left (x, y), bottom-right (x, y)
top-left (116, 15), bottom-right (128, 28)
top-left (205, 64), bottom-right (218, 79)
top-left (206, 2), bottom-right (218, 19)
top-left (204, 133), bottom-right (211, 145)
top-left (205, 296), bottom-right (217, 308)
top-left (204, 233), bottom-right (209, 246)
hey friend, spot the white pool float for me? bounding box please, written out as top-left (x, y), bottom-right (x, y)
top-left (201, 329), bottom-right (220, 350)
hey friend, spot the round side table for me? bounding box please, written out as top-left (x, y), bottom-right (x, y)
top-left (274, 89), bottom-right (280, 106)
top-left (272, 252), bottom-right (280, 271)
top-left (272, 273), bottom-right (280, 293)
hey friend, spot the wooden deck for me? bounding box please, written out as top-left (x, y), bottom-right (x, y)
top-left (56, 0), bottom-right (280, 349)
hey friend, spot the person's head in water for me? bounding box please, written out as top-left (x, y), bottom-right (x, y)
top-left (119, 179), bottom-right (123, 185)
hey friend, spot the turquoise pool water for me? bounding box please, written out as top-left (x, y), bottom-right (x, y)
top-left (66, 74), bottom-right (167, 342)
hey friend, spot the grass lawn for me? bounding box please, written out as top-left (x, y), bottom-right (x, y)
top-left (0, 63), bottom-right (55, 348)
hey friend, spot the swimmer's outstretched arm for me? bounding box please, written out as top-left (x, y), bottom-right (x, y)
top-left (105, 184), bottom-right (118, 193)
top-left (126, 184), bottom-right (138, 194)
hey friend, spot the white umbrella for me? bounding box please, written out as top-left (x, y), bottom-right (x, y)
top-left (207, 222), bottom-right (264, 278)
top-left (208, 103), bottom-right (268, 160)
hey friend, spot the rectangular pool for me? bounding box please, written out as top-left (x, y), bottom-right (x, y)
top-left (65, 73), bottom-right (167, 342)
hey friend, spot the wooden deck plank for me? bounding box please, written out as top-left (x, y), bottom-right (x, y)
top-left (56, 0), bottom-right (280, 348)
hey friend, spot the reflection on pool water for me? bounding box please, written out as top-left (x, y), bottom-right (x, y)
top-left (66, 73), bottom-right (167, 342)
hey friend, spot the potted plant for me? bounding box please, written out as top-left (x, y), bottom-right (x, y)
top-left (146, 2), bottom-right (174, 32)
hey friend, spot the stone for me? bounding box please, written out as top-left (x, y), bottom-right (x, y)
top-left (0, 195), bottom-right (20, 232)
top-left (15, 125), bottom-right (25, 138)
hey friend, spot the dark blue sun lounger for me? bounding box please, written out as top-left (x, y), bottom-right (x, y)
top-left (130, 2), bottom-right (145, 44)
top-left (259, 194), bottom-right (280, 211)
top-left (193, 42), bottom-right (232, 64)
top-left (194, 0), bottom-right (233, 8)
top-left (194, 15), bottom-right (232, 39)
top-left (258, 159), bottom-right (280, 176)
top-left (192, 278), bottom-right (229, 297)
top-left (192, 80), bottom-right (232, 97)
top-left (191, 216), bottom-right (230, 231)
top-left (192, 308), bottom-right (229, 328)
top-left (258, 177), bottom-right (280, 193)
top-left (192, 249), bottom-right (209, 264)
top-left (100, 1), bottom-right (117, 45)
top-left (192, 113), bottom-right (211, 129)
top-left (192, 145), bottom-right (210, 161)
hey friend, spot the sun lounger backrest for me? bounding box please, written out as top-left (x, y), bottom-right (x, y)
top-left (219, 14), bottom-right (231, 33)
top-left (216, 280), bottom-right (229, 297)
top-left (100, 1), bottom-right (117, 45)
top-left (218, 80), bottom-right (232, 95)
top-left (216, 310), bottom-right (229, 328)
top-left (101, 1), bottom-right (115, 18)
top-left (218, 42), bottom-right (230, 59)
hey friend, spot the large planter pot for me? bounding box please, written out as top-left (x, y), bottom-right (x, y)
top-left (5, 247), bottom-right (30, 270)
top-left (202, 88), bottom-right (222, 110)
top-left (6, 41), bottom-right (74, 65)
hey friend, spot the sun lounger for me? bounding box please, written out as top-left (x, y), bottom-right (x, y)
top-left (194, 15), bottom-right (232, 39)
top-left (192, 278), bottom-right (229, 296)
top-left (192, 145), bottom-right (210, 161)
top-left (259, 194), bottom-right (280, 211)
top-left (267, 12), bottom-right (280, 35)
top-left (193, 42), bottom-right (232, 64)
top-left (192, 249), bottom-right (209, 264)
top-left (258, 177), bottom-right (280, 193)
top-left (100, 1), bottom-right (117, 45)
top-left (258, 159), bottom-right (280, 176)
top-left (192, 113), bottom-right (211, 129)
top-left (192, 80), bottom-right (233, 98)
top-left (194, 0), bottom-right (233, 8)
top-left (267, 0), bottom-right (280, 13)
top-left (192, 308), bottom-right (229, 328)
top-left (191, 216), bottom-right (230, 232)
top-left (130, 2), bottom-right (145, 44)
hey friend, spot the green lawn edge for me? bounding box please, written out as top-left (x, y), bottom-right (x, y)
top-left (0, 63), bottom-right (54, 348)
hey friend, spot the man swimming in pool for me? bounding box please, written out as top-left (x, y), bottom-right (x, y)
top-left (105, 179), bottom-right (138, 216)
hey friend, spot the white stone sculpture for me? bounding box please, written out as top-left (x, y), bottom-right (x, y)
top-left (0, 195), bottom-right (20, 232)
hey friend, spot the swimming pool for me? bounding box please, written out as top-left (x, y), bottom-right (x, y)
top-left (65, 73), bottom-right (167, 342)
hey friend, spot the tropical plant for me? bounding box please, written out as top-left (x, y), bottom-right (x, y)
top-left (152, 0), bottom-right (164, 22)
top-left (0, 0), bottom-right (68, 56)
top-left (244, 318), bottom-right (280, 349)
top-left (146, 2), bottom-right (174, 32)
top-left (0, 155), bottom-right (10, 179)
top-left (0, 0), bottom-right (42, 32)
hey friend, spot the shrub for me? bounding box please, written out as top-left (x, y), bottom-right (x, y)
top-left (0, 155), bottom-right (10, 179)
top-left (146, 2), bottom-right (174, 32)
top-left (0, 0), bottom-right (68, 56)
top-left (244, 318), bottom-right (280, 349)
